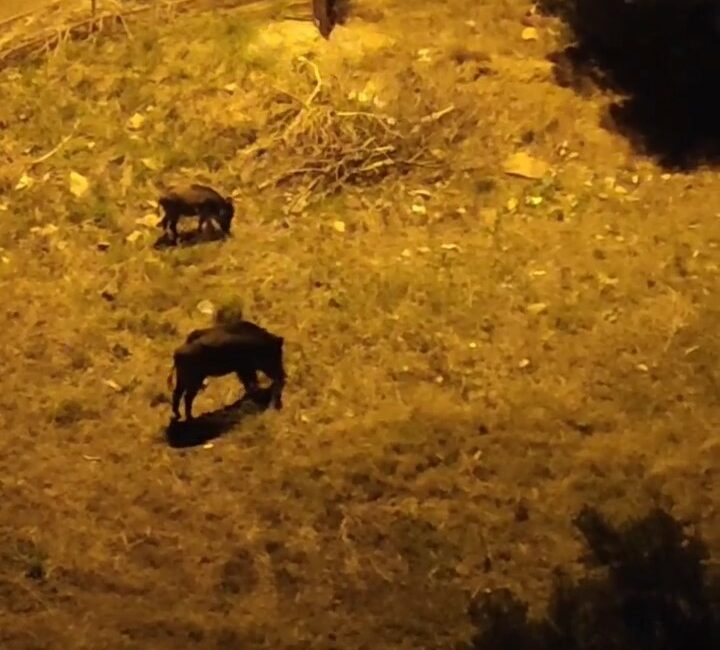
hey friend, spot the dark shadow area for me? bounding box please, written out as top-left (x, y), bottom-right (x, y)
top-left (539, 0), bottom-right (720, 168)
top-left (164, 386), bottom-right (274, 448)
top-left (152, 226), bottom-right (230, 250)
top-left (466, 505), bottom-right (720, 649)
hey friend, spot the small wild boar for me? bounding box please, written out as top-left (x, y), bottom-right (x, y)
top-left (167, 320), bottom-right (286, 421)
top-left (158, 184), bottom-right (234, 243)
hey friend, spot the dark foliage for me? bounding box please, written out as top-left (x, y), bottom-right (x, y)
top-left (540, 0), bottom-right (720, 168)
top-left (467, 506), bottom-right (720, 649)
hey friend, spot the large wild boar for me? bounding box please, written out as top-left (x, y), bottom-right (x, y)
top-left (167, 320), bottom-right (286, 421)
top-left (158, 184), bottom-right (234, 243)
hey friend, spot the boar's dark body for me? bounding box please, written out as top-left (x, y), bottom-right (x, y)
top-left (158, 184), bottom-right (234, 243)
top-left (312, 0), bottom-right (336, 39)
top-left (168, 321), bottom-right (285, 420)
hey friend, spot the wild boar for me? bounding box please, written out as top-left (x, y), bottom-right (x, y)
top-left (167, 320), bottom-right (286, 420)
top-left (158, 184), bottom-right (234, 243)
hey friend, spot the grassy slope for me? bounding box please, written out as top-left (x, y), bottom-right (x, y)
top-left (0, 0), bottom-right (719, 647)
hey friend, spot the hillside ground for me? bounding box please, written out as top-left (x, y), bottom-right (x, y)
top-left (0, 1), bottom-right (719, 648)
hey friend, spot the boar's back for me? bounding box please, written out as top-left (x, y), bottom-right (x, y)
top-left (165, 184), bottom-right (225, 206)
top-left (220, 320), bottom-right (283, 345)
top-left (185, 327), bottom-right (213, 344)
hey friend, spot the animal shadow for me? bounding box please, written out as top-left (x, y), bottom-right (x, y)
top-left (152, 226), bottom-right (229, 250)
top-left (164, 386), bottom-right (274, 448)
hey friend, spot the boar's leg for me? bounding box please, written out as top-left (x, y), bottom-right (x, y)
top-left (271, 376), bottom-right (285, 410)
top-left (313, 0), bottom-right (332, 38)
top-left (266, 363), bottom-right (286, 410)
top-left (159, 201), bottom-right (180, 244)
top-left (236, 369), bottom-right (260, 396)
top-left (198, 203), bottom-right (218, 236)
top-left (175, 365), bottom-right (204, 420)
top-left (183, 378), bottom-right (204, 420)
top-left (165, 211), bottom-right (180, 244)
top-left (171, 380), bottom-right (183, 420)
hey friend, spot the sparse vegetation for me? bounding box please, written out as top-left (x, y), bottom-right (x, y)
top-left (0, 0), bottom-right (719, 648)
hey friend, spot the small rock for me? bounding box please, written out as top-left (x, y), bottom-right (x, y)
top-left (34, 224), bottom-right (59, 237)
top-left (197, 299), bottom-right (215, 316)
top-left (521, 27), bottom-right (539, 41)
top-left (141, 158), bottom-right (160, 171)
top-left (69, 171), bottom-right (89, 198)
top-left (503, 152), bottom-right (549, 180)
top-left (411, 203), bottom-right (427, 215)
top-left (332, 220), bottom-right (346, 233)
top-left (125, 230), bottom-right (142, 244)
top-left (127, 113), bottom-right (145, 130)
top-left (136, 213), bottom-right (161, 228)
top-left (97, 241), bottom-right (110, 251)
top-left (15, 173), bottom-right (33, 190)
top-left (527, 302), bottom-right (548, 315)
top-left (417, 48), bottom-right (431, 62)
top-left (103, 379), bottom-right (122, 392)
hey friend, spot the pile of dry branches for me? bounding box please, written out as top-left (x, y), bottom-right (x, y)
top-left (250, 57), bottom-right (451, 211)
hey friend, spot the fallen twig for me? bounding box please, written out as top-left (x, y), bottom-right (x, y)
top-left (420, 103), bottom-right (456, 123)
top-left (282, 55), bottom-right (323, 142)
top-left (336, 110), bottom-right (402, 137)
top-left (28, 128), bottom-right (77, 168)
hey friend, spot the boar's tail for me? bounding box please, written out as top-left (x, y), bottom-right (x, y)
top-left (166, 364), bottom-right (176, 391)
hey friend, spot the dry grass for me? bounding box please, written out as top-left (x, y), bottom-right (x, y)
top-left (0, 0), bottom-right (719, 648)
